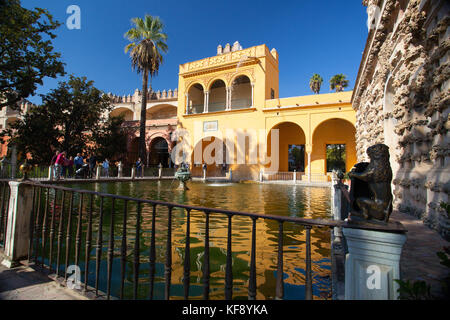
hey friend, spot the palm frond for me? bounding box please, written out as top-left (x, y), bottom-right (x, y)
top-left (124, 14), bottom-right (168, 77)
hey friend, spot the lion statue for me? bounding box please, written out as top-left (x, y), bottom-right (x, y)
top-left (347, 144), bottom-right (393, 224)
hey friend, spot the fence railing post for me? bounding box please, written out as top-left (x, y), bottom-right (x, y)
top-left (117, 162), bottom-right (123, 178)
top-left (293, 170), bottom-right (297, 184)
top-left (131, 167), bottom-right (136, 180)
top-left (96, 166), bottom-right (101, 180)
top-left (1, 182), bottom-right (34, 268)
top-left (48, 165), bottom-right (54, 181)
top-left (332, 173), bottom-right (343, 242)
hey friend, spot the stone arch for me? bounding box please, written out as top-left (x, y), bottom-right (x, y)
top-left (186, 83), bottom-right (204, 114)
top-left (312, 116), bottom-right (355, 139)
top-left (146, 103), bottom-right (177, 120)
top-left (191, 136), bottom-right (230, 177)
top-left (312, 118), bottom-right (356, 174)
top-left (206, 77), bottom-right (228, 91)
top-left (229, 71), bottom-right (254, 86)
top-left (148, 136), bottom-right (173, 167)
top-left (147, 131), bottom-right (172, 149)
top-left (267, 122), bottom-right (307, 172)
top-left (110, 107), bottom-right (134, 121)
top-left (187, 81), bottom-right (205, 92)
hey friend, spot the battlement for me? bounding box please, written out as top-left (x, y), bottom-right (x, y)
top-left (107, 88), bottom-right (178, 104)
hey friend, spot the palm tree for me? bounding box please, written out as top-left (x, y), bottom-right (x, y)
top-left (330, 74), bottom-right (349, 92)
top-left (124, 15), bottom-right (168, 165)
top-left (309, 74), bottom-right (323, 94)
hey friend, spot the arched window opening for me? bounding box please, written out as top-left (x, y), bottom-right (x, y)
top-left (110, 108), bottom-right (134, 121)
top-left (230, 75), bottom-right (252, 110)
top-left (149, 137), bottom-right (172, 167)
top-left (187, 84), bottom-right (204, 114)
top-left (209, 80), bottom-right (227, 112)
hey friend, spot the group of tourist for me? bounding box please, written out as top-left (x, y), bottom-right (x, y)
top-left (50, 150), bottom-right (112, 180)
top-left (49, 152), bottom-right (151, 180)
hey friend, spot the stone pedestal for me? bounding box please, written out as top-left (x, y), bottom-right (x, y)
top-left (202, 168), bottom-right (206, 181)
top-left (131, 167), bottom-right (136, 180)
top-left (158, 167), bottom-right (162, 179)
top-left (343, 227), bottom-right (407, 300)
top-left (95, 166), bottom-right (101, 180)
top-left (1, 182), bottom-right (34, 268)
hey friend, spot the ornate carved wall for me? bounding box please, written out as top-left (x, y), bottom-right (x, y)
top-left (353, 0), bottom-right (449, 239)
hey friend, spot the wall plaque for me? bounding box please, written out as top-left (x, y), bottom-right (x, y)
top-left (203, 121), bottom-right (218, 132)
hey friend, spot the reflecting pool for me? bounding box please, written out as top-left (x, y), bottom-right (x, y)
top-left (51, 180), bottom-right (332, 300)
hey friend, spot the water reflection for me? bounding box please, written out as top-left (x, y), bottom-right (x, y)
top-left (53, 181), bottom-right (332, 300)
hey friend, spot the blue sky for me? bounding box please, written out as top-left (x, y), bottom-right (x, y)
top-left (21, 0), bottom-right (369, 104)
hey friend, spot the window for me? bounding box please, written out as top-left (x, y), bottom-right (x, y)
top-left (326, 144), bottom-right (346, 173)
top-left (288, 145), bottom-right (305, 172)
top-left (271, 89), bottom-right (275, 100)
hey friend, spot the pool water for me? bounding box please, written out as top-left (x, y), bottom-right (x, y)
top-left (44, 180), bottom-right (333, 300)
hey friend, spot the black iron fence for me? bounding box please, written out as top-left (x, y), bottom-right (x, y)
top-left (0, 181), bottom-right (10, 249)
top-left (0, 164), bottom-right (177, 181)
top-left (0, 164), bottom-right (49, 180)
top-left (0, 180), bottom-right (345, 300)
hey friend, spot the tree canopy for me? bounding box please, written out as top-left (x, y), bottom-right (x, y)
top-left (0, 0), bottom-right (65, 109)
top-left (1, 76), bottom-right (127, 164)
top-left (309, 74), bottom-right (323, 94)
top-left (329, 74), bottom-right (349, 92)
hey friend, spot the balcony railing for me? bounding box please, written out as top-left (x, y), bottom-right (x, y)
top-left (230, 98), bottom-right (252, 110)
top-left (187, 98), bottom-right (252, 115)
top-left (188, 104), bottom-right (204, 115)
top-left (262, 172), bottom-right (331, 183)
top-left (0, 164), bottom-right (49, 181)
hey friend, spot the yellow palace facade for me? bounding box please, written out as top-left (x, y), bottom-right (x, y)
top-left (175, 43), bottom-right (357, 182)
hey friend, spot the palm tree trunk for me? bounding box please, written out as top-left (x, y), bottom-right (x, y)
top-left (139, 69), bottom-right (149, 166)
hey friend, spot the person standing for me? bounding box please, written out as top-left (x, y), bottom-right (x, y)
top-left (136, 158), bottom-right (143, 178)
top-left (54, 151), bottom-right (66, 180)
top-left (102, 158), bottom-right (110, 177)
top-left (67, 156), bottom-right (74, 178)
top-left (74, 153), bottom-right (84, 172)
top-left (62, 155), bottom-right (70, 178)
top-left (50, 150), bottom-right (60, 178)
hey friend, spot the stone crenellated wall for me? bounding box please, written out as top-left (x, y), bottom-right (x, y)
top-left (107, 87), bottom-right (178, 104)
top-left (353, 0), bottom-right (450, 239)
